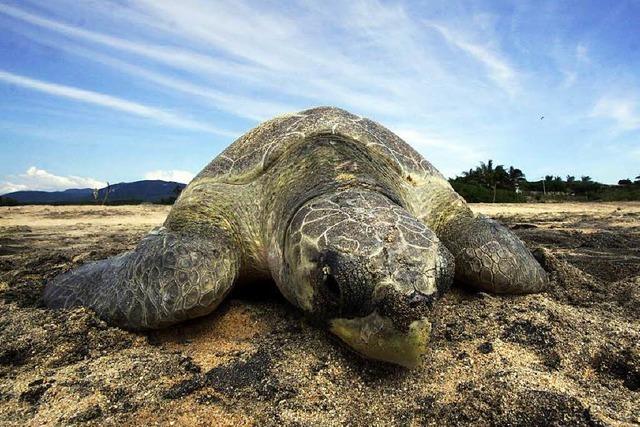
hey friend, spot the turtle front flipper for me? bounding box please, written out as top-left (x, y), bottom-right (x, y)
top-left (438, 213), bottom-right (548, 294)
top-left (43, 226), bottom-right (240, 329)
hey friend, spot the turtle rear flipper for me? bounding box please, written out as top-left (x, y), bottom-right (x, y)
top-left (438, 214), bottom-right (548, 294)
top-left (43, 227), bottom-right (240, 329)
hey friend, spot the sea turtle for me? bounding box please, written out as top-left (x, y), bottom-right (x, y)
top-left (44, 107), bottom-right (547, 367)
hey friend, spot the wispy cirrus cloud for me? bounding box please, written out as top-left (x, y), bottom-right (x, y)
top-left (591, 95), bottom-right (640, 131)
top-left (0, 2), bottom-right (401, 116)
top-left (48, 46), bottom-right (297, 121)
top-left (0, 70), bottom-right (235, 136)
top-left (0, 3), bottom-right (253, 79)
top-left (426, 22), bottom-right (518, 95)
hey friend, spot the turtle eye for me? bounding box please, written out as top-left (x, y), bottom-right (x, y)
top-left (323, 272), bottom-right (341, 299)
top-left (318, 251), bottom-right (342, 301)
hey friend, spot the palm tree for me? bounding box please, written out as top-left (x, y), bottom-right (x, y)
top-left (477, 160), bottom-right (495, 185)
top-left (478, 160), bottom-right (508, 203)
top-left (459, 160), bottom-right (521, 202)
top-left (476, 161), bottom-right (495, 202)
top-left (507, 166), bottom-right (526, 189)
top-left (494, 165), bottom-right (510, 194)
top-left (461, 168), bottom-right (479, 182)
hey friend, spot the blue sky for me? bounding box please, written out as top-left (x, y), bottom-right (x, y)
top-left (1, 0), bottom-right (639, 193)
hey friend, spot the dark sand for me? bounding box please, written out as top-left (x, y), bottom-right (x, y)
top-left (1, 203), bottom-right (639, 426)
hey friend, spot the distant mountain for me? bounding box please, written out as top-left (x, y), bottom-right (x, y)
top-left (1, 180), bottom-right (186, 204)
top-left (94, 180), bottom-right (186, 203)
top-left (2, 188), bottom-right (93, 204)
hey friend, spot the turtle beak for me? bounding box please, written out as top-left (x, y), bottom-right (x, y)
top-left (329, 312), bottom-right (431, 368)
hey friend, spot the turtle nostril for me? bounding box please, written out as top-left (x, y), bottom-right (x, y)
top-left (408, 290), bottom-right (430, 308)
top-left (323, 273), bottom-right (341, 298)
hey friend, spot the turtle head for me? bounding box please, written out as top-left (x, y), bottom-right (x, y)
top-left (278, 189), bottom-right (454, 368)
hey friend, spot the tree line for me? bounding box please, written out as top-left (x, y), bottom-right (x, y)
top-left (450, 160), bottom-right (640, 203)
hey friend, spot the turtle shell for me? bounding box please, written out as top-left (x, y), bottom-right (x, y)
top-left (196, 107), bottom-right (445, 184)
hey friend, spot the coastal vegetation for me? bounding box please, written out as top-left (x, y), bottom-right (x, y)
top-left (450, 160), bottom-right (640, 203)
